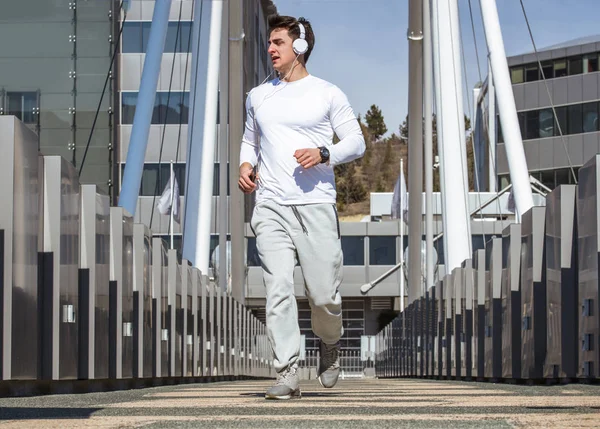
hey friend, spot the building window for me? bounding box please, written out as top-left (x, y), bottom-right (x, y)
top-left (525, 110), bottom-right (539, 140)
top-left (540, 170), bottom-right (555, 190)
top-left (122, 22), bottom-right (192, 53)
top-left (369, 236), bottom-right (396, 265)
top-left (121, 92), bottom-right (189, 125)
top-left (341, 236), bottom-right (364, 266)
top-left (530, 168), bottom-right (579, 190)
top-left (512, 52), bottom-right (600, 83)
top-left (212, 163), bottom-right (230, 196)
top-left (525, 64), bottom-right (539, 82)
top-left (121, 163), bottom-right (186, 197)
top-left (518, 101), bottom-right (600, 141)
top-left (246, 237), bottom-right (261, 267)
top-left (584, 54), bottom-right (599, 74)
top-left (568, 56), bottom-right (583, 75)
top-left (6, 91), bottom-right (37, 124)
top-left (554, 106), bottom-right (567, 136)
top-left (540, 61), bottom-right (553, 79)
top-left (582, 101), bottom-right (599, 133)
top-left (498, 174), bottom-right (510, 190)
top-left (121, 162), bottom-right (230, 197)
top-left (510, 67), bottom-right (524, 84)
top-left (554, 59), bottom-right (567, 78)
top-left (538, 108), bottom-right (554, 138)
top-left (154, 234), bottom-right (183, 260)
top-left (567, 104), bottom-right (583, 135)
top-left (209, 234), bottom-right (231, 270)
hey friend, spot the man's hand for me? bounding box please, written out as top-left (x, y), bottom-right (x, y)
top-left (294, 148), bottom-right (322, 169)
top-left (238, 162), bottom-right (258, 194)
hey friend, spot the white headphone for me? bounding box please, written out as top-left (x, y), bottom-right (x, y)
top-left (293, 21), bottom-right (309, 55)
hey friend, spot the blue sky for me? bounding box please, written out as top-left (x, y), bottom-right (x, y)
top-left (272, 0), bottom-right (600, 137)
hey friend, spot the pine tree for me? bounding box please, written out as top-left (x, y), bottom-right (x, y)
top-left (365, 104), bottom-right (388, 141)
top-left (336, 163), bottom-right (367, 206)
top-left (380, 139), bottom-right (395, 183)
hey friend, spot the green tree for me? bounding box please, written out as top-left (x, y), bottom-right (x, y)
top-left (336, 163), bottom-right (367, 207)
top-left (365, 104), bottom-right (388, 141)
top-left (380, 139), bottom-right (395, 183)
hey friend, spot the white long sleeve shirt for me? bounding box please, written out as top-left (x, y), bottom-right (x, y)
top-left (240, 75), bottom-right (365, 205)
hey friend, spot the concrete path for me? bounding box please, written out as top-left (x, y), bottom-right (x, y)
top-left (0, 378), bottom-right (599, 428)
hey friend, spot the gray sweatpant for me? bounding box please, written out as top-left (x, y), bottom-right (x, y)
top-left (250, 200), bottom-right (344, 373)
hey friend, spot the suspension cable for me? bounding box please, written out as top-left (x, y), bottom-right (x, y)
top-left (459, 0), bottom-right (486, 250)
top-left (467, 0), bottom-right (483, 83)
top-left (473, 0), bottom-right (508, 221)
top-left (79, 1), bottom-right (127, 177)
top-left (518, 0), bottom-right (578, 184)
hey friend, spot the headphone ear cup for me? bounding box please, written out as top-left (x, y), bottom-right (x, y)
top-left (293, 38), bottom-right (308, 55)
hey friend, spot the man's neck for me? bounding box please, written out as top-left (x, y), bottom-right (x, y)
top-left (279, 63), bottom-right (309, 82)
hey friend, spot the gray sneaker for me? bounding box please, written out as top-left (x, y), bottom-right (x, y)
top-left (265, 366), bottom-right (301, 400)
top-left (318, 341), bottom-right (340, 388)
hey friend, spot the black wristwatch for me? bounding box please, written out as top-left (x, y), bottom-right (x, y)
top-left (319, 146), bottom-right (330, 164)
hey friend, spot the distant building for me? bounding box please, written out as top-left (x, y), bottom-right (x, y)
top-left (499, 35), bottom-right (600, 189)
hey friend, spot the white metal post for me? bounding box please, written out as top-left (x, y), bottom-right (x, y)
top-left (407, 0), bottom-right (424, 306)
top-left (432, 0), bottom-right (472, 271)
top-left (479, 0), bottom-right (533, 218)
top-left (473, 87), bottom-right (481, 191)
top-left (400, 158), bottom-right (405, 311)
top-left (423, 0), bottom-right (434, 293)
top-left (183, 0), bottom-right (223, 272)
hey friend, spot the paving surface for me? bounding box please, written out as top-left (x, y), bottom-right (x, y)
top-left (0, 378), bottom-right (599, 428)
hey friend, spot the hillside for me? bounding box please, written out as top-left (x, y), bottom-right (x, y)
top-left (336, 133), bottom-right (407, 219)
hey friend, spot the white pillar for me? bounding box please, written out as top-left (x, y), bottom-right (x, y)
top-left (473, 87), bottom-right (481, 191)
top-left (183, 0), bottom-right (224, 272)
top-left (407, 0), bottom-right (424, 305)
top-left (432, 0), bottom-right (471, 271)
top-left (480, 0), bottom-right (533, 218)
top-left (431, 0), bottom-right (447, 263)
top-left (423, 0), bottom-right (435, 292)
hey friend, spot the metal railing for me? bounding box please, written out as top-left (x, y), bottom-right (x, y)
top-left (374, 165), bottom-right (600, 382)
top-left (0, 117), bottom-right (274, 392)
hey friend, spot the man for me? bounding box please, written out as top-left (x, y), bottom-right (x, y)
top-left (238, 15), bottom-right (365, 400)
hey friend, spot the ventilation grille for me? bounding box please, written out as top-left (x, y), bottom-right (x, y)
top-left (371, 298), bottom-right (392, 310)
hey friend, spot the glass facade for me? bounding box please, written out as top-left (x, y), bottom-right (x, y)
top-left (121, 92), bottom-right (190, 125)
top-left (120, 162), bottom-right (229, 197)
top-left (122, 22), bottom-right (192, 54)
top-left (0, 0), bottom-right (117, 195)
top-left (499, 168), bottom-right (579, 191)
top-left (369, 236), bottom-right (396, 265)
top-left (498, 100), bottom-right (600, 143)
top-left (510, 52), bottom-right (600, 84)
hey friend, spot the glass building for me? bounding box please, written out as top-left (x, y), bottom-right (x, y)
top-left (0, 0), bottom-right (118, 197)
top-left (496, 36), bottom-right (600, 190)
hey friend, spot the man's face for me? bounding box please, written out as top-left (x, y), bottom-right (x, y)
top-left (268, 28), bottom-right (297, 73)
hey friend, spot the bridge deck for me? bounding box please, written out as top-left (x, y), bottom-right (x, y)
top-left (0, 378), bottom-right (598, 428)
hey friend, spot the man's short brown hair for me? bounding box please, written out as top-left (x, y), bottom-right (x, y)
top-left (268, 15), bottom-right (315, 64)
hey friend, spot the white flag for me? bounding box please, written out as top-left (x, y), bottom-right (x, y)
top-left (506, 188), bottom-right (515, 213)
top-left (157, 168), bottom-right (180, 223)
top-left (391, 161), bottom-right (409, 223)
